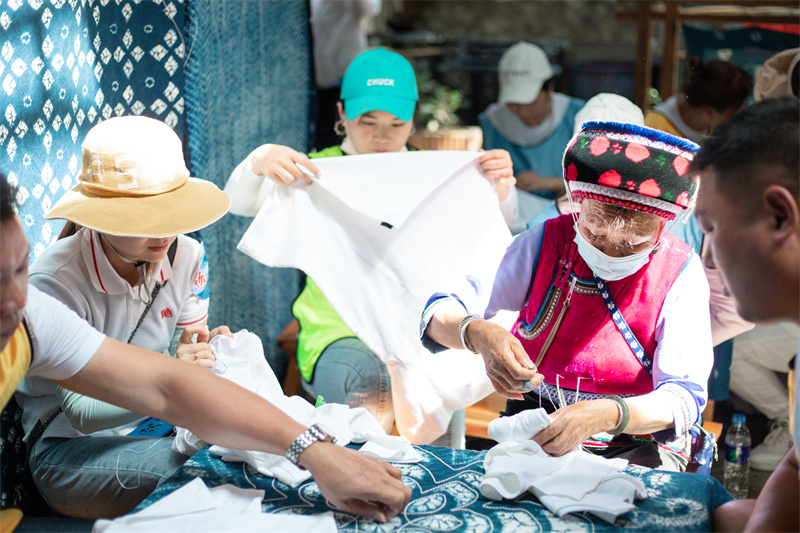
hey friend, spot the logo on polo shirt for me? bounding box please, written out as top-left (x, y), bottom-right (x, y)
top-left (192, 245), bottom-right (210, 301)
top-left (160, 308), bottom-right (173, 319)
top-left (367, 78), bottom-right (395, 87)
top-left (194, 271), bottom-right (206, 290)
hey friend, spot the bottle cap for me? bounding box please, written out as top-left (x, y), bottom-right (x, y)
top-left (732, 413), bottom-right (746, 426)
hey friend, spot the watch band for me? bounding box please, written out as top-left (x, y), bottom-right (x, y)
top-left (285, 424), bottom-right (332, 469)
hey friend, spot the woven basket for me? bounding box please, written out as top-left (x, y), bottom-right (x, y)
top-left (409, 126), bottom-right (483, 151)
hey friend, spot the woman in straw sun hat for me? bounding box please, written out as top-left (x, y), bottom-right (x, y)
top-left (16, 115), bottom-right (232, 518)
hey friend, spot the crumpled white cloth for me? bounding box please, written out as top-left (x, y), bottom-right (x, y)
top-left (172, 331), bottom-right (421, 487)
top-left (487, 405), bottom-right (552, 443)
top-left (93, 477), bottom-right (336, 532)
top-left (481, 409), bottom-right (647, 524)
top-left (236, 151), bottom-right (515, 443)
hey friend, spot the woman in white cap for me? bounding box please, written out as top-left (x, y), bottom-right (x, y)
top-left (479, 41), bottom-right (585, 229)
top-left (225, 47), bottom-right (516, 438)
top-left (16, 115), bottom-right (232, 518)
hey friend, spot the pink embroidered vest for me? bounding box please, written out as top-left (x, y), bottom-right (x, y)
top-left (512, 214), bottom-right (693, 395)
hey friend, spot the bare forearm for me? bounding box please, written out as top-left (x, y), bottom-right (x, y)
top-left (622, 393), bottom-right (676, 435)
top-left (516, 170), bottom-right (565, 195)
top-left (57, 339), bottom-right (306, 455)
top-left (159, 360), bottom-right (305, 453)
top-left (744, 447), bottom-right (799, 532)
top-left (425, 302), bottom-right (472, 350)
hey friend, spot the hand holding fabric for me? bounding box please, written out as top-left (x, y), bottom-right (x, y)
top-left (300, 441), bottom-right (411, 523)
top-left (176, 323), bottom-right (232, 368)
top-left (532, 399), bottom-right (618, 456)
top-left (478, 149), bottom-right (516, 199)
top-left (248, 143), bottom-right (319, 185)
top-left (465, 319), bottom-right (542, 400)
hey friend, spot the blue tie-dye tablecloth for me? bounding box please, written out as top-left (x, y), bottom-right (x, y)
top-left (138, 445), bottom-right (732, 532)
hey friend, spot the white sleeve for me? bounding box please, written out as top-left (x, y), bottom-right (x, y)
top-left (484, 224), bottom-right (545, 318)
top-left (224, 156), bottom-right (277, 217)
top-left (174, 237), bottom-right (210, 328)
top-left (498, 185), bottom-right (519, 228)
top-left (25, 287), bottom-right (105, 381)
top-left (420, 224), bottom-right (543, 350)
top-left (648, 253), bottom-right (714, 436)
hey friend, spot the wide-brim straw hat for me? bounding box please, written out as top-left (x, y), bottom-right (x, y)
top-left (46, 116), bottom-right (230, 238)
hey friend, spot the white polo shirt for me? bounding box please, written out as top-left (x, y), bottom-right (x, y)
top-left (14, 287), bottom-right (106, 439)
top-left (18, 229), bottom-right (209, 439)
top-left (29, 229), bottom-right (209, 354)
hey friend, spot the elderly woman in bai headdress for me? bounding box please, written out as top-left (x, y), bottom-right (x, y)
top-left (422, 122), bottom-right (713, 472)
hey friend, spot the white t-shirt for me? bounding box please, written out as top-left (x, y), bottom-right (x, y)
top-left (14, 287), bottom-right (105, 438)
top-left (18, 230), bottom-right (209, 440)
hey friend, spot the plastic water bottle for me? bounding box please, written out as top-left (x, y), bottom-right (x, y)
top-left (723, 413), bottom-right (751, 499)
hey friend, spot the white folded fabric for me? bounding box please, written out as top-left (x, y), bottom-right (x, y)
top-left (359, 434), bottom-right (423, 463)
top-left (93, 477), bottom-right (337, 532)
top-left (481, 409), bottom-right (646, 524)
top-left (171, 331), bottom-right (420, 487)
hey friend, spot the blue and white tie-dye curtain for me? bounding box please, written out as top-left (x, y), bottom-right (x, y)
top-left (1, 0), bottom-right (187, 256)
top-left (1, 0), bottom-right (312, 375)
top-left (184, 0), bottom-right (312, 377)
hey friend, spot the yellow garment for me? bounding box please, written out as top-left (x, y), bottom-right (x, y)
top-left (0, 508), bottom-right (23, 533)
top-left (644, 110), bottom-right (682, 138)
top-left (1, 323), bottom-right (31, 410)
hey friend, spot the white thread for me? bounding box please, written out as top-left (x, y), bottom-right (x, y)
top-left (556, 374), bottom-right (567, 410)
top-left (115, 438), bottom-right (167, 490)
top-left (542, 379), bottom-right (558, 409)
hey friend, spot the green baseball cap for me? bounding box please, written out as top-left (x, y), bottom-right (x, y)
top-left (340, 48), bottom-right (419, 122)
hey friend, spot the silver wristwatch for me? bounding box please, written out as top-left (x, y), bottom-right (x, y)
top-left (285, 423), bottom-right (334, 469)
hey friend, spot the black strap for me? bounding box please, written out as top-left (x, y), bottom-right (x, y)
top-left (125, 239), bottom-right (177, 344)
top-left (25, 407), bottom-right (62, 466)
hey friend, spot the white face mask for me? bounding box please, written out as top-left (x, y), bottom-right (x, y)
top-left (573, 223), bottom-right (654, 281)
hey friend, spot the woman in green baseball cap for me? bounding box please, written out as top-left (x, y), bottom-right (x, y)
top-left (225, 48), bottom-right (517, 438)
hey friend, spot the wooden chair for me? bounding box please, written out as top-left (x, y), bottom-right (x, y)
top-left (276, 318), bottom-right (303, 397)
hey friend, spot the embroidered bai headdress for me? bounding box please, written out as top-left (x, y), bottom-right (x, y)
top-left (563, 121), bottom-right (700, 220)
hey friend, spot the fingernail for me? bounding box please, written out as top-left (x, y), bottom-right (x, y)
top-left (521, 380), bottom-right (532, 390)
